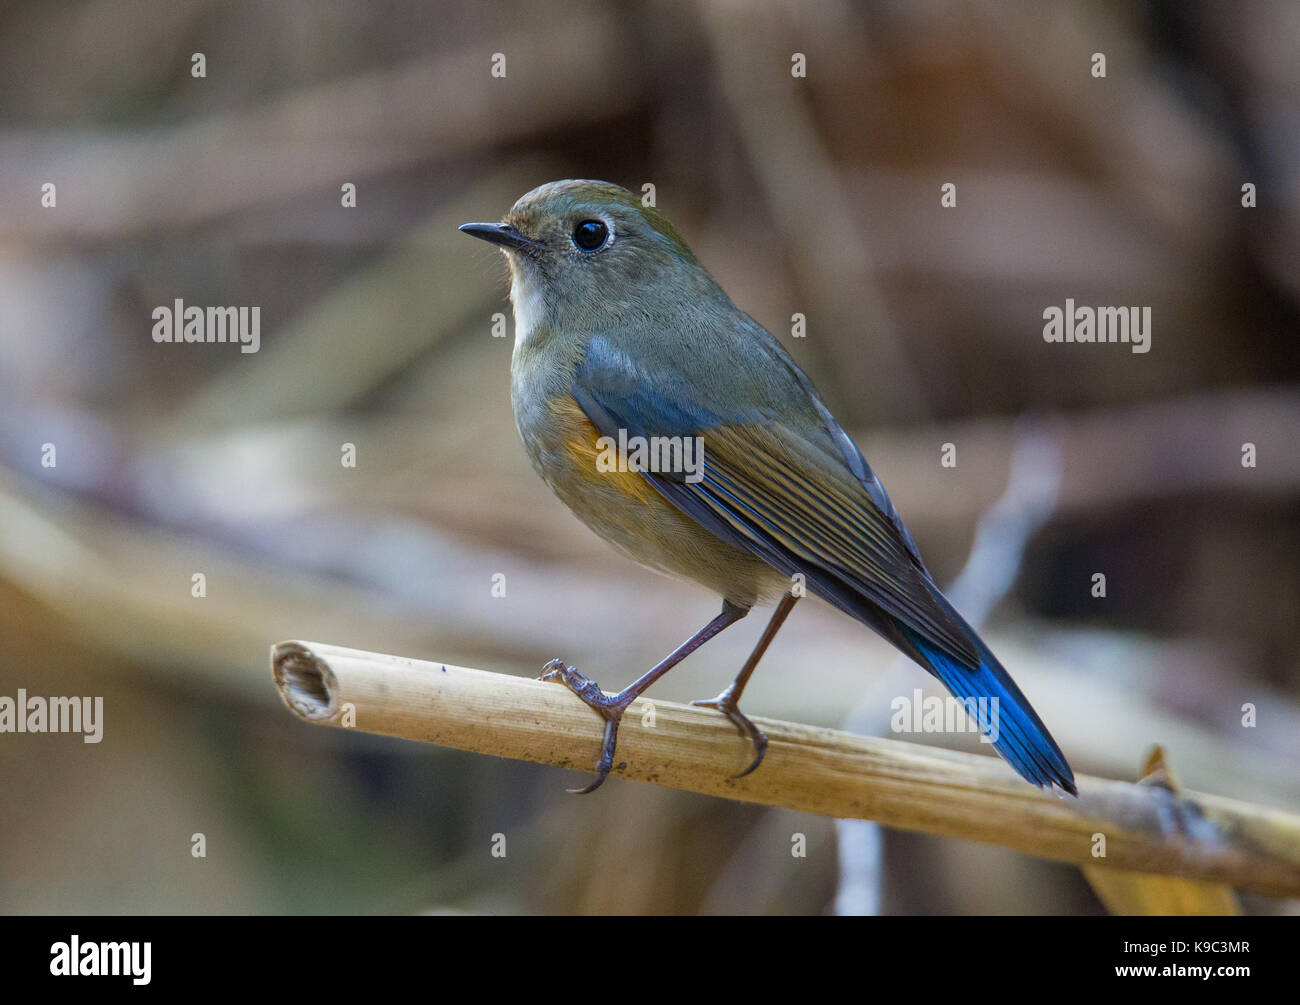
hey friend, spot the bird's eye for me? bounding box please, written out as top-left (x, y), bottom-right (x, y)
top-left (571, 219), bottom-right (609, 252)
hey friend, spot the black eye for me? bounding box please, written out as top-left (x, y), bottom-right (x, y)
top-left (572, 219), bottom-right (609, 252)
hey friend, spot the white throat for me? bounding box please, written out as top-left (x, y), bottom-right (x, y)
top-left (507, 258), bottom-right (548, 357)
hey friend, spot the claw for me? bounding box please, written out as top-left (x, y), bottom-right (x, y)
top-left (533, 602), bottom-right (751, 794)
top-left (538, 658), bottom-right (567, 681)
top-left (731, 731), bottom-right (767, 779)
top-left (566, 716), bottom-right (621, 794)
top-left (538, 660), bottom-right (625, 794)
top-left (691, 693), bottom-right (768, 779)
top-left (539, 660), bottom-right (610, 707)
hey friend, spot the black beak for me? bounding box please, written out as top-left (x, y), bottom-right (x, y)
top-left (458, 222), bottom-right (542, 253)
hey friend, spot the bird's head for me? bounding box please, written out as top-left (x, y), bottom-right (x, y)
top-left (459, 179), bottom-right (723, 338)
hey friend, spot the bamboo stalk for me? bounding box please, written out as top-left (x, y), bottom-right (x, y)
top-left (270, 640), bottom-right (1300, 898)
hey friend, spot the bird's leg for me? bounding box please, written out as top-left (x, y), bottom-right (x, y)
top-left (691, 592), bottom-right (799, 778)
top-left (539, 600), bottom-right (749, 793)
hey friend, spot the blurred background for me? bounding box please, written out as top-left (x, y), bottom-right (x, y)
top-left (1, 0), bottom-right (1298, 915)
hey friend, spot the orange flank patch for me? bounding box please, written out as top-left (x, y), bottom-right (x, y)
top-left (547, 395), bottom-right (662, 505)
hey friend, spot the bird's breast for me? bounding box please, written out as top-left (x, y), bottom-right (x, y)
top-left (517, 388), bottom-right (667, 509)
top-left (509, 359), bottom-right (781, 607)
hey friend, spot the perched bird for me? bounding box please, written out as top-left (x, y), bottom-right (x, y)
top-left (460, 180), bottom-right (1075, 796)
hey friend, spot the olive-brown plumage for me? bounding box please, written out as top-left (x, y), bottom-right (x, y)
top-left (461, 180), bottom-right (1075, 796)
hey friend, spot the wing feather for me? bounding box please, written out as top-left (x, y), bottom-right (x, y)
top-left (571, 336), bottom-right (980, 669)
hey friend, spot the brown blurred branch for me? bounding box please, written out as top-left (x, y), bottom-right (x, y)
top-left (271, 639), bottom-right (1300, 899)
top-left (856, 389), bottom-right (1300, 530)
top-left (0, 9), bottom-right (638, 241)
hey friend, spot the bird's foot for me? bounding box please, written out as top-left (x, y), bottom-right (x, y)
top-left (691, 688), bottom-right (768, 779)
top-left (538, 659), bottom-right (628, 794)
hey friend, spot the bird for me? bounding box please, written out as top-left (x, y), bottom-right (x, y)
top-left (459, 179), bottom-right (1076, 797)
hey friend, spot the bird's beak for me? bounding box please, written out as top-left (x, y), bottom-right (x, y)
top-left (458, 222), bottom-right (543, 253)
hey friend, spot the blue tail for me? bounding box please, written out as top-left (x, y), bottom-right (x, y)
top-left (899, 616), bottom-right (1076, 795)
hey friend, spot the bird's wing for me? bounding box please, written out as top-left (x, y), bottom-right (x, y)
top-left (571, 333), bottom-right (980, 669)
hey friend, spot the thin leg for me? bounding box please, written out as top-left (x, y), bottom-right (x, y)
top-left (539, 600), bottom-right (749, 793)
top-left (692, 592), bottom-right (799, 778)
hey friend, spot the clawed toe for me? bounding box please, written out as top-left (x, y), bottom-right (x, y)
top-left (567, 716), bottom-right (622, 794)
top-left (539, 660), bottom-right (615, 712)
top-left (566, 718), bottom-right (619, 793)
top-left (538, 658), bottom-right (567, 680)
top-left (539, 662), bottom-right (625, 794)
top-left (692, 693), bottom-right (769, 779)
top-left (731, 729), bottom-right (767, 779)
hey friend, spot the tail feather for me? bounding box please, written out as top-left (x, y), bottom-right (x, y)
top-left (899, 620), bottom-right (1076, 796)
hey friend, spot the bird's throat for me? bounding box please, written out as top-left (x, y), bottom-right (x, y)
top-left (507, 258), bottom-right (549, 356)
